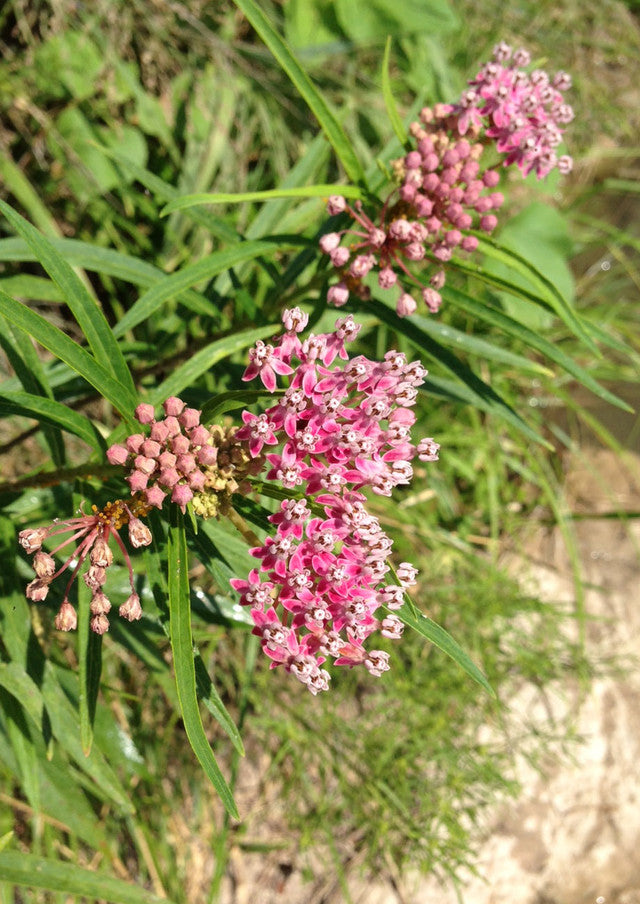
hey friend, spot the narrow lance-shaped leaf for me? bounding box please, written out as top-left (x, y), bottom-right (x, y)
top-left (360, 297), bottom-right (551, 447)
top-left (0, 199), bottom-right (136, 396)
top-left (112, 241), bottom-right (287, 337)
top-left (148, 325), bottom-right (277, 406)
top-left (444, 285), bottom-right (633, 412)
top-left (231, 0), bottom-right (366, 185)
top-left (398, 606), bottom-right (495, 697)
top-left (0, 852), bottom-right (178, 904)
top-left (382, 37), bottom-right (408, 147)
top-left (0, 391), bottom-right (106, 452)
top-left (0, 289), bottom-right (137, 426)
top-left (168, 510), bottom-right (239, 819)
top-left (162, 184), bottom-right (364, 216)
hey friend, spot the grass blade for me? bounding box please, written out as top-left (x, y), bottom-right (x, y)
top-left (168, 510), bottom-right (238, 819)
top-left (201, 388), bottom-right (285, 423)
top-left (0, 200), bottom-right (135, 396)
top-left (231, 0), bottom-right (365, 185)
top-left (161, 185), bottom-right (364, 216)
top-left (0, 852), bottom-right (177, 904)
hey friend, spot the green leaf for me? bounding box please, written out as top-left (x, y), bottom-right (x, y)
top-left (397, 607), bottom-right (495, 696)
top-left (112, 242), bottom-right (283, 337)
top-left (0, 200), bottom-right (136, 396)
top-left (382, 38), bottom-right (408, 146)
top-left (201, 388), bottom-right (285, 423)
top-left (0, 852), bottom-right (177, 904)
top-left (231, 0), bottom-right (365, 185)
top-left (194, 657), bottom-right (244, 756)
top-left (77, 570), bottom-right (102, 758)
top-left (148, 325), bottom-right (277, 405)
top-left (161, 184), bottom-right (364, 216)
top-left (361, 297), bottom-right (550, 447)
top-left (168, 511), bottom-right (238, 819)
top-left (0, 289), bottom-right (136, 426)
top-left (0, 391), bottom-right (106, 451)
top-left (0, 663), bottom-right (44, 728)
top-left (444, 286), bottom-right (634, 412)
top-left (462, 232), bottom-right (598, 354)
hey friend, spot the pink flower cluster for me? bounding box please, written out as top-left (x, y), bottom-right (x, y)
top-left (18, 497), bottom-right (151, 634)
top-left (452, 41), bottom-right (574, 179)
top-left (320, 43), bottom-right (573, 318)
top-left (231, 308), bottom-right (440, 693)
top-left (106, 398), bottom-right (218, 513)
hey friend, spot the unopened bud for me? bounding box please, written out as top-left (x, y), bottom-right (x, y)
top-left (54, 600), bottom-right (77, 632)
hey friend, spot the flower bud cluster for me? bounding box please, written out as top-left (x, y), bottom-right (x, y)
top-left (18, 496), bottom-right (150, 634)
top-left (107, 397), bottom-right (219, 513)
top-left (191, 424), bottom-right (265, 519)
top-left (319, 43), bottom-right (573, 318)
top-left (232, 308), bottom-right (440, 693)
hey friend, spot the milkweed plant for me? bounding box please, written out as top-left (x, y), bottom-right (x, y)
top-left (0, 5), bottom-right (629, 842)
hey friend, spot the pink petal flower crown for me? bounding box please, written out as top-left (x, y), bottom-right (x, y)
top-left (19, 309), bottom-right (439, 694)
top-left (320, 42), bottom-right (573, 318)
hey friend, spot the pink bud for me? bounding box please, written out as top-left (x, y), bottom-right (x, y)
top-left (480, 214), bottom-right (498, 233)
top-left (330, 246), bottom-right (350, 267)
top-left (106, 444), bottom-right (129, 465)
top-left (126, 434), bottom-right (145, 454)
top-left (127, 470), bottom-right (149, 493)
top-left (197, 445), bottom-right (217, 466)
top-left (55, 600), bottom-right (77, 632)
top-left (170, 435), bottom-right (190, 455)
top-left (163, 416), bottom-right (181, 437)
top-left (150, 420), bottom-right (171, 443)
top-left (158, 468), bottom-right (180, 488)
top-left (157, 451), bottom-right (177, 469)
top-left (327, 283), bottom-right (349, 307)
top-left (145, 486), bottom-right (167, 509)
top-left (135, 403), bottom-right (156, 424)
top-left (482, 169), bottom-right (500, 187)
top-left (189, 426), bottom-right (210, 447)
top-left (378, 267), bottom-right (397, 289)
top-left (141, 439), bottom-right (162, 458)
top-left (163, 397), bottom-right (185, 417)
top-left (422, 288), bottom-right (442, 313)
top-left (327, 195), bottom-right (346, 215)
top-left (179, 408), bottom-right (201, 430)
top-left (119, 592), bottom-right (143, 622)
top-left (430, 270), bottom-right (446, 290)
top-left (396, 293), bottom-right (417, 317)
top-left (134, 455), bottom-right (156, 475)
top-left (319, 232), bottom-right (341, 253)
top-left (461, 235), bottom-right (478, 253)
top-left (171, 484), bottom-right (194, 513)
top-left (176, 453), bottom-right (196, 475)
top-left (189, 470), bottom-right (206, 491)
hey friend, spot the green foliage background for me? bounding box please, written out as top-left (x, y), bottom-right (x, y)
top-left (0, 0), bottom-right (638, 901)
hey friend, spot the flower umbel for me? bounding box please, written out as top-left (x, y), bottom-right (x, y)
top-left (320, 43), bottom-right (573, 317)
top-left (232, 310), bottom-right (439, 694)
top-left (19, 496), bottom-right (151, 634)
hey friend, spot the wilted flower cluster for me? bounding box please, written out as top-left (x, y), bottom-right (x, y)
top-left (231, 308), bottom-right (440, 693)
top-left (320, 42), bottom-right (573, 317)
top-left (18, 496), bottom-right (151, 634)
